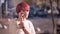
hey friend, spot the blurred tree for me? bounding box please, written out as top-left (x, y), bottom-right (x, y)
top-left (24, 0), bottom-right (32, 5)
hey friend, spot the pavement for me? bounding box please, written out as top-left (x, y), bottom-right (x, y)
top-left (28, 17), bottom-right (60, 34)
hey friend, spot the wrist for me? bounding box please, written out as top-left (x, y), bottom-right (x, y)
top-left (22, 27), bottom-right (25, 29)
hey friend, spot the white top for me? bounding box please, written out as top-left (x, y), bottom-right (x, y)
top-left (16, 20), bottom-right (36, 34)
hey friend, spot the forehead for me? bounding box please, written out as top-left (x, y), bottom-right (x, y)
top-left (21, 8), bottom-right (30, 12)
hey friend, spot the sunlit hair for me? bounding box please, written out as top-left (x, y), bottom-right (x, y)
top-left (16, 2), bottom-right (30, 14)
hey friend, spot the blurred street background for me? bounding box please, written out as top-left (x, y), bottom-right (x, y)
top-left (0, 0), bottom-right (60, 34)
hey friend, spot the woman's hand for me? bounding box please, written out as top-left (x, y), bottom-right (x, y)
top-left (17, 21), bottom-right (24, 29)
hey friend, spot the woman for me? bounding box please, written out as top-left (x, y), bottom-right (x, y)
top-left (16, 2), bottom-right (36, 34)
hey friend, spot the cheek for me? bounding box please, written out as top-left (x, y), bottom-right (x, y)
top-left (27, 12), bottom-right (29, 15)
top-left (25, 12), bottom-right (29, 17)
top-left (26, 12), bottom-right (29, 16)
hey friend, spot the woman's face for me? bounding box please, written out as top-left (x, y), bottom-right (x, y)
top-left (18, 9), bottom-right (29, 19)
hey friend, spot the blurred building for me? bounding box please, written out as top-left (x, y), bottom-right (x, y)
top-left (0, 0), bottom-right (60, 18)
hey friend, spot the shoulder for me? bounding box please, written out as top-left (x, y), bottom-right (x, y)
top-left (26, 20), bottom-right (33, 25)
top-left (26, 20), bottom-right (32, 23)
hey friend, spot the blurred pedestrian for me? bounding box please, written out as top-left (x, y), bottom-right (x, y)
top-left (16, 2), bottom-right (36, 34)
